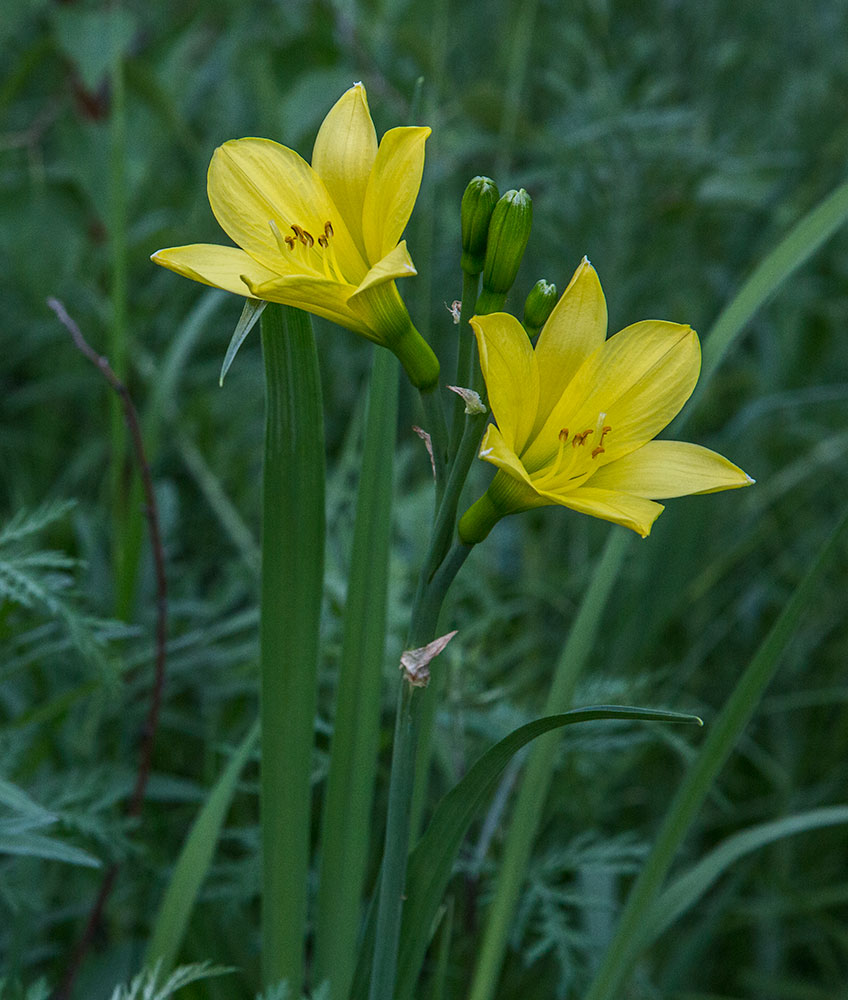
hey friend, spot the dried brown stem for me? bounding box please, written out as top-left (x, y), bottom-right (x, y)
top-left (47, 297), bottom-right (168, 999)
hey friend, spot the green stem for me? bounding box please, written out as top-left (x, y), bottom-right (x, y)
top-left (369, 679), bottom-right (425, 1000)
top-left (369, 540), bottom-right (473, 1000)
top-left (419, 384), bottom-right (449, 507)
top-left (314, 347), bottom-right (399, 1000)
top-left (408, 419), bottom-right (484, 839)
top-left (448, 271), bottom-right (482, 458)
top-left (423, 412), bottom-right (488, 587)
top-left (259, 305), bottom-right (325, 992)
top-left (472, 288), bottom-right (507, 317)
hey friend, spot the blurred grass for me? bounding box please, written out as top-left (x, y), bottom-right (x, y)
top-left (2, 0), bottom-right (848, 998)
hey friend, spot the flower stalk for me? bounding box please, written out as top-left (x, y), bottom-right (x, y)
top-left (368, 534), bottom-right (472, 1000)
top-left (313, 347), bottom-right (399, 1000)
top-left (259, 305), bottom-right (325, 992)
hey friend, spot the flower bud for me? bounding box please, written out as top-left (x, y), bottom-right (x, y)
top-left (460, 176), bottom-right (500, 276)
top-left (477, 188), bottom-right (533, 314)
top-left (522, 279), bottom-right (557, 338)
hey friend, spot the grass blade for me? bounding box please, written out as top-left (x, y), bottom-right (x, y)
top-left (697, 174), bottom-right (848, 397)
top-left (145, 721), bottom-right (259, 972)
top-left (467, 529), bottom-right (631, 1000)
top-left (647, 805), bottom-right (848, 944)
top-left (583, 506), bottom-right (848, 1000)
top-left (313, 348), bottom-right (399, 1000)
top-left (395, 705), bottom-right (702, 1000)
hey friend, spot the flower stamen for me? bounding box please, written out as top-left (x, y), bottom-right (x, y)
top-left (590, 414), bottom-right (612, 459)
top-left (320, 223), bottom-right (346, 283)
top-left (534, 427), bottom-right (572, 487)
top-left (269, 219), bottom-right (294, 254)
top-left (291, 224), bottom-right (315, 248)
top-left (271, 217), bottom-right (346, 282)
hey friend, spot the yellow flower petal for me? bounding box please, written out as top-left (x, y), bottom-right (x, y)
top-left (587, 440), bottom-right (754, 498)
top-left (526, 321), bottom-right (700, 470)
top-left (471, 312), bottom-right (540, 454)
top-left (477, 424), bottom-right (536, 487)
top-left (362, 126), bottom-right (430, 263)
top-left (553, 487), bottom-right (665, 537)
top-left (207, 137), bottom-right (367, 280)
top-left (351, 241), bottom-right (417, 297)
top-left (311, 83), bottom-right (378, 256)
top-left (150, 85), bottom-right (437, 388)
top-left (532, 258), bottom-right (607, 435)
top-left (151, 244), bottom-right (279, 297)
top-left (241, 272), bottom-right (368, 336)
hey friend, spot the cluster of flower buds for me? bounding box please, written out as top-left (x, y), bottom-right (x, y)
top-left (476, 189), bottom-right (533, 314)
top-left (461, 176), bottom-right (538, 317)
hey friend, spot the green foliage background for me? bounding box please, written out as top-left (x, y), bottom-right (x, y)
top-left (2, 0), bottom-right (848, 997)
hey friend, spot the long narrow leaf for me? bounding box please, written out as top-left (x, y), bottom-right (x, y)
top-left (146, 721), bottom-right (259, 972)
top-left (394, 705), bottom-right (702, 1000)
top-left (467, 529), bottom-right (630, 1000)
top-left (258, 305), bottom-right (325, 992)
top-left (313, 348), bottom-right (399, 1000)
top-left (694, 174), bottom-right (848, 409)
top-left (0, 833), bottom-right (100, 867)
top-left (584, 507), bottom-right (848, 1000)
top-left (646, 804), bottom-right (848, 943)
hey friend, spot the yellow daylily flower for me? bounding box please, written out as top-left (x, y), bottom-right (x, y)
top-left (458, 258), bottom-right (754, 541)
top-left (151, 83), bottom-right (439, 389)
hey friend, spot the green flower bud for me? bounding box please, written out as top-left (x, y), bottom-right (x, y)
top-left (477, 188), bottom-right (533, 314)
top-left (522, 279), bottom-right (558, 338)
top-left (461, 176), bottom-right (500, 276)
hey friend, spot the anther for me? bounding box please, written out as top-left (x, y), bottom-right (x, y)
top-left (572, 429), bottom-right (593, 447)
top-left (324, 221), bottom-right (334, 239)
top-left (558, 428), bottom-right (569, 443)
top-left (302, 229), bottom-right (314, 248)
top-left (269, 219), bottom-right (291, 255)
top-left (591, 445), bottom-right (605, 459)
top-left (318, 235), bottom-right (329, 248)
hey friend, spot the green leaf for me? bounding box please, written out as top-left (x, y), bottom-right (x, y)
top-left (468, 529), bottom-right (631, 1000)
top-left (110, 961), bottom-right (232, 1000)
top-left (584, 506), bottom-right (848, 1000)
top-left (646, 805), bottom-right (848, 944)
top-left (0, 776), bottom-right (55, 828)
top-left (697, 173), bottom-right (848, 404)
top-left (313, 347), bottom-right (399, 1000)
top-left (258, 305), bottom-right (325, 993)
top-left (391, 705), bottom-right (702, 1000)
top-left (0, 832), bottom-right (100, 867)
top-left (146, 721), bottom-right (259, 973)
top-left (219, 299), bottom-right (266, 386)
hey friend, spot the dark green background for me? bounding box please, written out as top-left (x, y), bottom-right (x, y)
top-left (2, 1), bottom-right (847, 997)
